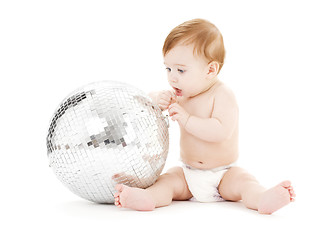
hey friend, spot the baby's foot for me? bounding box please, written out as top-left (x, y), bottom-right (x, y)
top-left (258, 180), bottom-right (296, 214)
top-left (114, 184), bottom-right (156, 211)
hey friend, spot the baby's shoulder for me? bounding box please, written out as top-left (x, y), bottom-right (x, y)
top-left (213, 82), bottom-right (236, 101)
top-left (211, 82), bottom-right (238, 111)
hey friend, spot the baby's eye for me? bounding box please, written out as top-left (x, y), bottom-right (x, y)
top-left (177, 69), bottom-right (185, 74)
top-left (165, 67), bottom-right (171, 72)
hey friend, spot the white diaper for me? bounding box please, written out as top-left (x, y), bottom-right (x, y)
top-left (182, 163), bottom-right (234, 203)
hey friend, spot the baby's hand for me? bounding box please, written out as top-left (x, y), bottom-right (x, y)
top-left (157, 90), bottom-right (177, 111)
top-left (168, 103), bottom-right (190, 127)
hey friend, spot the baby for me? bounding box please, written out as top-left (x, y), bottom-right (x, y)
top-left (114, 19), bottom-right (295, 214)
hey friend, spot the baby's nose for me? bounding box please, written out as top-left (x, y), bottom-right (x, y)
top-left (169, 74), bottom-right (178, 83)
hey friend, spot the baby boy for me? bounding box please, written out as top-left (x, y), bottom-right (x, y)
top-left (114, 19), bottom-right (295, 214)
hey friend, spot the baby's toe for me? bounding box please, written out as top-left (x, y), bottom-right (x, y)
top-left (286, 186), bottom-right (293, 191)
top-left (114, 198), bottom-right (122, 207)
top-left (280, 180), bottom-right (291, 188)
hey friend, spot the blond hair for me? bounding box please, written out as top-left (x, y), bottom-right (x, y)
top-left (163, 19), bottom-right (225, 73)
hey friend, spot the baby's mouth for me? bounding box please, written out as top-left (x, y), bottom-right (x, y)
top-left (173, 87), bottom-right (183, 96)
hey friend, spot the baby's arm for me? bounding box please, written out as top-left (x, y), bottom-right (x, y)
top-left (169, 87), bottom-right (238, 142)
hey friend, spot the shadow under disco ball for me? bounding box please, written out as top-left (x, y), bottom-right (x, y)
top-left (46, 81), bottom-right (169, 203)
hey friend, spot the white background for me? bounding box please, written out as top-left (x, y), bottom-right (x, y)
top-left (1, 0), bottom-right (330, 239)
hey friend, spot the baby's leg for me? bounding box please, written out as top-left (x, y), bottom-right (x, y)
top-left (218, 167), bottom-right (295, 214)
top-left (114, 167), bottom-right (192, 211)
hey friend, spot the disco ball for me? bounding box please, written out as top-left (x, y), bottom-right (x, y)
top-left (46, 81), bottom-right (169, 203)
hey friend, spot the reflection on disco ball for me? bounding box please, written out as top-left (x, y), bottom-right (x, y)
top-left (46, 81), bottom-right (169, 203)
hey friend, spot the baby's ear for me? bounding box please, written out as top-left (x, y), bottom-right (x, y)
top-left (207, 61), bottom-right (219, 78)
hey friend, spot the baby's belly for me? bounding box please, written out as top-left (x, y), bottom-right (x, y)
top-left (180, 134), bottom-right (238, 170)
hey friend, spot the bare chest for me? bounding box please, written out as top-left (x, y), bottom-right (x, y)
top-left (177, 94), bottom-right (214, 118)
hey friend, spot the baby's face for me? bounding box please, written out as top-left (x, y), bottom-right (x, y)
top-left (164, 44), bottom-right (211, 98)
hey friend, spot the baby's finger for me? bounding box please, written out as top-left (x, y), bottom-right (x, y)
top-left (168, 104), bottom-right (177, 111)
top-left (171, 91), bottom-right (177, 99)
top-left (160, 96), bottom-right (171, 104)
top-left (165, 90), bottom-right (173, 96)
top-left (162, 91), bottom-right (172, 99)
top-left (170, 96), bottom-right (177, 104)
top-left (158, 104), bottom-right (168, 110)
top-left (171, 113), bottom-right (179, 121)
top-left (169, 103), bottom-right (179, 109)
top-left (168, 107), bottom-right (179, 117)
top-left (165, 91), bottom-right (175, 102)
top-left (159, 99), bottom-right (170, 105)
top-left (169, 103), bottom-right (177, 109)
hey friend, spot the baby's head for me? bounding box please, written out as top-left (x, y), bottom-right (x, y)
top-left (163, 19), bottom-right (225, 74)
top-left (163, 19), bottom-right (225, 97)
